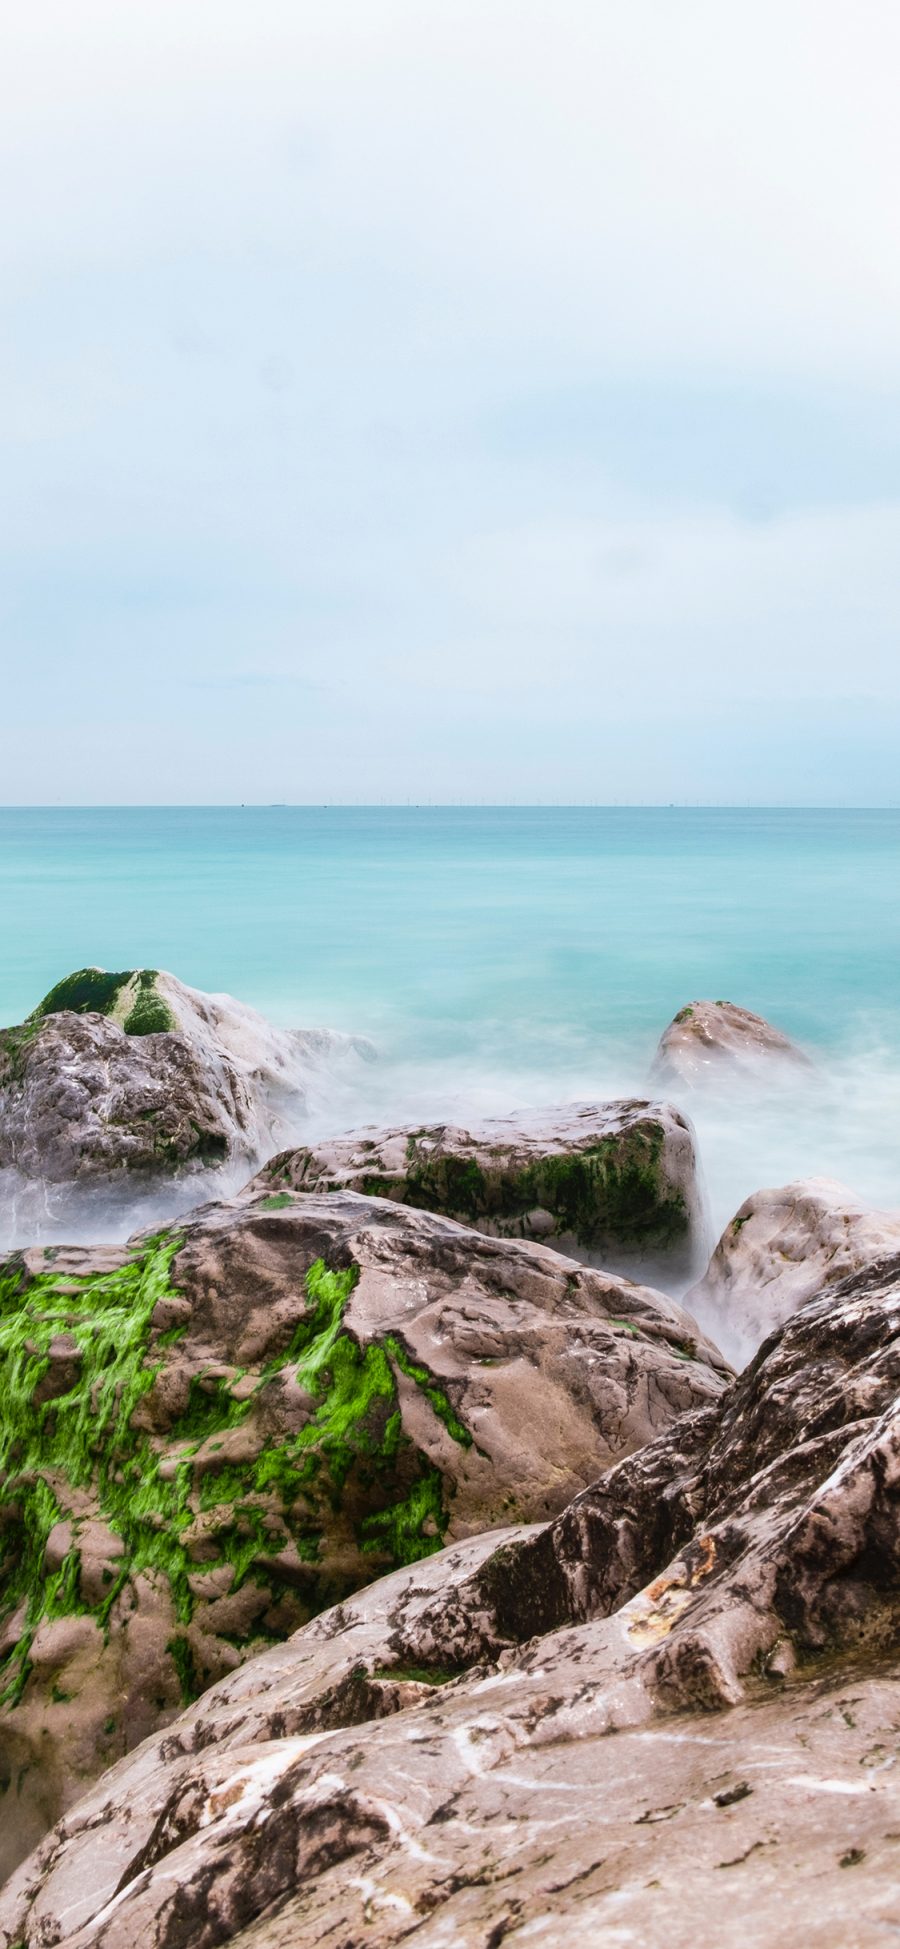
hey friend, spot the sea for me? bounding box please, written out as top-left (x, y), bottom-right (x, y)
top-left (2, 806), bottom-right (899, 1266)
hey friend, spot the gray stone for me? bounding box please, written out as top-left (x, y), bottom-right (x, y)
top-left (653, 998), bottom-right (810, 1089)
top-left (686, 1176), bottom-right (900, 1366)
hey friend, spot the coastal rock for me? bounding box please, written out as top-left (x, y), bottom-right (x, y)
top-left (252, 1099), bottom-right (706, 1276)
top-left (0, 1189), bottom-right (725, 1873)
top-left (686, 1177), bottom-right (900, 1367)
top-left (0, 967), bottom-right (370, 1189)
top-left (653, 997), bottom-right (809, 1088)
top-left (4, 1247), bottom-right (899, 1945)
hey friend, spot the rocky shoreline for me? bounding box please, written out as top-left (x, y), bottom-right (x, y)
top-left (1, 976), bottom-right (898, 1944)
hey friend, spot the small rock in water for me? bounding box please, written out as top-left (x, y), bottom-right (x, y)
top-left (653, 997), bottom-right (810, 1089)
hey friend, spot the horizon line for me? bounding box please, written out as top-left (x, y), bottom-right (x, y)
top-left (2, 802), bottom-right (900, 814)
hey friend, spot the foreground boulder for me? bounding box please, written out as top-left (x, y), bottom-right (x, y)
top-left (686, 1176), bottom-right (900, 1366)
top-left (0, 966), bottom-right (369, 1192)
top-left (4, 1247), bottom-right (899, 1944)
top-left (653, 997), bottom-right (809, 1088)
top-left (254, 1098), bottom-right (706, 1275)
top-left (0, 1189), bottom-right (725, 1871)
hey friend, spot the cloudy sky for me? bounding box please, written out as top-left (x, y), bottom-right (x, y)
top-left (4, 0), bottom-right (900, 803)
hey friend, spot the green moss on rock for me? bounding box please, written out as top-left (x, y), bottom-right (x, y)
top-left (384, 1336), bottom-right (472, 1446)
top-left (392, 1128), bottom-right (688, 1250)
top-left (509, 1129), bottom-right (688, 1249)
top-left (121, 972), bottom-right (176, 1036)
top-left (0, 1242), bottom-right (471, 1710)
top-left (29, 967), bottom-right (176, 1036)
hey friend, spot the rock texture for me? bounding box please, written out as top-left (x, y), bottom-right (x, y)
top-left (4, 1245), bottom-right (900, 1944)
top-left (0, 1189), bottom-right (725, 1872)
top-left (0, 967), bottom-right (370, 1189)
top-left (653, 998), bottom-right (809, 1088)
top-left (253, 1098), bottom-right (706, 1275)
top-left (686, 1176), bottom-right (900, 1367)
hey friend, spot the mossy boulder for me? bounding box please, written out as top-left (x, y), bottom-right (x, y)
top-left (0, 1188), bottom-right (727, 1873)
top-left (0, 968), bottom-right (370, 1208)
top-left (254, 1101), bottom-right (706, 1277)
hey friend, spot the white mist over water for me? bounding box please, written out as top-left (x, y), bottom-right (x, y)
top-left (5, 1015), bottom-right (898, 1306)
top-left (298, 1020), bottom-right (900, 1266)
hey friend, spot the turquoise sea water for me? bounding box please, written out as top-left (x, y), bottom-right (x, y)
top-left (2, 807), bottom-right (900, 1244)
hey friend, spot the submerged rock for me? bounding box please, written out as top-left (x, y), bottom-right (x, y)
top-left (0, 1189), bottom-right (724, 1872)
top-left (685, 1176), bottom-right (900, 1367)
top-left (653, 997), bottom-right (809, 1088)
top-left (253, 1098), bottom-right (706, 1276)
top-left (4, 1246), bottom-right (899, 1944)
top-left (0, 967), bottom-right (369, 1190)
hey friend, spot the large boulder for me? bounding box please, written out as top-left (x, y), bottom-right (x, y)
top-left (653, 997), bottom-right (809, 1088)
top-left (686, 1176), bottom-right (900, 1366)
top-left (0, 966), bottom-right (369, 1196)
top-left (0, 1188), bottom-right (725, 1872)
top-left (252, 1099), bottom-right (707, 1277)
top-left (5, 1246), bottom-right (900, 1945)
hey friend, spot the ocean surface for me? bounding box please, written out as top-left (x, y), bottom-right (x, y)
top-left (2, 806), bottom-right (899, 1261)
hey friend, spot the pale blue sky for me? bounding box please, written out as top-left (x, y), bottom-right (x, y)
top-left (4, 0), bottom-right (900, 803)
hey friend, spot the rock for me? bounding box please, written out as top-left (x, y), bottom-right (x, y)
top-left (653, 998), bottom-right (809, 1088)
top-left (686, 1177), bottom-right (900, 1367)
top-left (0, 966), bottom-right (371, 1193)
top-left (0, 1189), bottom-right (725, 1870)
top-left (4, 1245), bottom-right (899, 1945)
top-left (252, 1098), bottom-right (707, 1277)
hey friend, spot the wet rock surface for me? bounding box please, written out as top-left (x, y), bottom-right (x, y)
top-left (653, 998), bottom-right (809, 1088)
top-left (3, 1244), bottom-right (899, 1944)
top-left (686, 1176), bottom-right (900, 1366)
top-left (253, 1098), bottom-right (706, 1276)
top-left (0, 967), bottom-right (369, 1192)
top-left (0, 1190), bottom-right (724, 1874)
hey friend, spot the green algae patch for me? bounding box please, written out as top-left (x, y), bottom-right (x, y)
top-left (0, 1233), bottom-right (188, 1702)
top-left (404, 1149), bottom-right (488, 1224)
top-left (257, 1193), bottom-right (295, 1212)
top-left (32, 968), bottom-right (134, 1021)
top-left (0, 1020), bottom-right (42, 1083)
top-left (0, 1249), bottom-right (455, 1710)
top-left (384, 1336), bottom-right (472, 1447)
top-left (30, 967), bottom-right (176, 1036)
top-left (121, 972), bottom-right (176, 1036)
top-left (166, 1633), bottom-right (201, 1706)
top-left (359, 1467), bottom-right (447, 1562)
top-left (508, 1128), bottom-right (688, 1250)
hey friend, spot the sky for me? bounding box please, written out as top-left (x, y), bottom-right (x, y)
top-left (4, 0), bottom-right (900, 804)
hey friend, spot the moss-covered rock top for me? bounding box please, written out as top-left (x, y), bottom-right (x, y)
top-left (31, 967), bottom-right (176, 1036)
